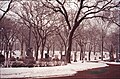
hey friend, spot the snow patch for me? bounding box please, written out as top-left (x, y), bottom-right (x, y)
top-left (0, 61), bottom-right (108, 78)
top-left (106, 62), bottom-right (120, 65)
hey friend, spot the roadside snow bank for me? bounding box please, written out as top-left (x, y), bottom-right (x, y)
top-left (106, 62), bottom-right (120, 64)
top-left (105, 62), bottom-right (120, 66)
top-left (0, 61), bottom-right (108, 78)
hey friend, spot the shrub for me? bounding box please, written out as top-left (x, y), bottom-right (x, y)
top-left (12, 61), bottom-right (25, 67)
top-left (10, 56), bottom-right (16, 61)
top-left (0, 54), bottom-right (5, 64)
top-left (23, 57), bottom-right (35, 67)
top-left (26, 63), bottom-right (34, 67)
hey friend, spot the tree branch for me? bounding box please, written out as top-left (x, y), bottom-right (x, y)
top-left (75, 0), bottom-right (85, 22)
top-left (0, 0), bottom-right (13, 21)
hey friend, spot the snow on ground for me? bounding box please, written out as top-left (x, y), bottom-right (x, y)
top-left (105, 62), bottom-right (120, 65)
top-left (5, 50), bottom-right (111, 61)
top-left (0, 61), bottom-right (108, 78)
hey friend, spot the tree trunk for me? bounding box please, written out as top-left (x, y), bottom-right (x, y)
top-left (93, 42), bottom-right (96, 55)
top-left (10, 51), bottom-right (12, 58)
top-left (109, 45), bottom-right (114, 62)
top-left (9, 43), bottom-right (13, 59)
top-left (88, 44), bottom-right (92, 61)
top-left (26, 26), bottom-right (32, 57)
top-left (88, 51), bottom-right (91, 61)
top-left (101, 37), bottom-right (104, 60)
top-left (41, 47), bottom-right (44, 59)
top-left (41, 40), bottom-right (46, 59)
top-left (66, 32), bottom-right (73, 63)
top-left (52, 44), bottom-right (55, 57)
top-left (60, 51), bottom-right (62, 60)
top-left (47, 47), bottom-right (50, 55)
top-left (74, 53), bottom-right (77, 62)
top-left (80, 52), bottom-right (82, 60)
top-left (79, 45), bottom-right (84, 61)
top-left (5, 43), bottom-right (9, 67)
top-left (6, 51), bottom-right (9, 67)
top-left (35, 45), bottom-right (39, 61)
top-left (101, 29), bottom-right (104, 61)
top-left (60, 47), bottom-right (63, 60)
top-left (66, 19), bottom-right (81, 63)
top-left (20, 40), bottom-right (24, 57)
top-left (5, 45), bottom-right (9, 67)
top-left (74, 52), bottom-right (77, 62)
top-left (64, 45), bottom-right (67, 56)
top-left (74, 43), bottom-right (77, 62)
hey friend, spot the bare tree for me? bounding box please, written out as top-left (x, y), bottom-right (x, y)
top-left (14, 1), bottom-right (57, 61)
top-left (86, 25), bottom-right (101, 61)
top-left (104, 33), bottom-right (115, 61)
top-left (94, 19), bottom-right (111, 60)
top-left (0, 17), bottom-right (17, 67)
top-left (41, 0), bottom-right (119, 63)
top-left (73, 23), bottom-right (85, 61)
top-left (15, 23), bottom-right (28, 59)
top-left (54, 16), bottom-right (68, 58)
